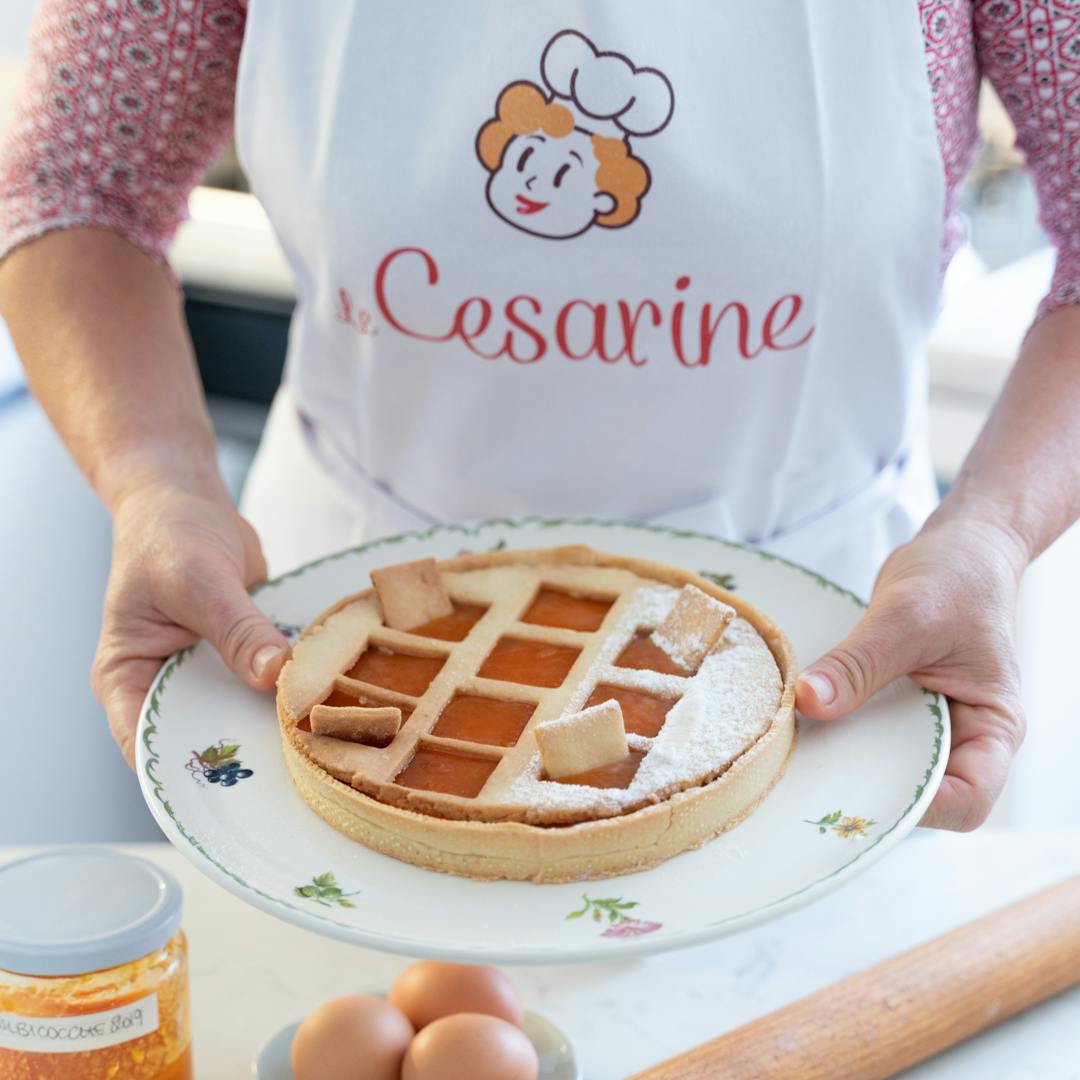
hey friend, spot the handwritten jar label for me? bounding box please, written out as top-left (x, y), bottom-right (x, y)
top-left (0, 994), bottom-right (160, 1053)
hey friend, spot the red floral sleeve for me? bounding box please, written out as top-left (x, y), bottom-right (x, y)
top-left (920, 1), bottom-right (982, 274)
top-left (0, 0), bottom-right (245, 269)
top-left (974, 0), bottom-right (1080, 317)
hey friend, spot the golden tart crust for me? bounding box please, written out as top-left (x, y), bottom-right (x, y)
top-left (276, 545), bottom-right (797, 882)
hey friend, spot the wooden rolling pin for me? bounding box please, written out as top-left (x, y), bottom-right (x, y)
top-left (630, 876), bottom-right (1080, 1080)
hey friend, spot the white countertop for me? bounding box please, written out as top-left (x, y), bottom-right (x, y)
top-left (3, 831), bottom-right (1079, 1079)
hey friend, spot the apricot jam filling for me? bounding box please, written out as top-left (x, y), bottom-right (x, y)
top-left (614, 630), bottom-right (693, 676)
top-left (432, 694), bottom-right (536, 747)
top-left (410, 603), bottom-right (487, 642)
top-left (554, 748), bottom-right (645, 789)
top-left (395, 745), bottom-right (498, 798)
top-left (520, 588), bottom-right (613, 632)
top-left (345, 646), bottom-right (445, 696)
top-left (585, 684), bottom-right (679, 738)
top-left (477, 637), bottom-right (582, 688)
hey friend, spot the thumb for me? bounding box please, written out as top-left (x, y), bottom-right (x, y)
top-left (176, 567), bottom-right (289, 689)
top-left (796, 602), bottom-right (924, 720)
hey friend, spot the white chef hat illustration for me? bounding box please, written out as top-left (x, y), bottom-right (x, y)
top-left (540, 29), bottom-right (675, 141)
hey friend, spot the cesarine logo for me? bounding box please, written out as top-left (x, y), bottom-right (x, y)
top-left (345, 248), bottom-right (815, 367)
top-left (331, 29), bottom-right (816, 366)
top-left (476, 30), bottom-right (674, 239)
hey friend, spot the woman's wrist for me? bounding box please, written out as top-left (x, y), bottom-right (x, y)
top-left (96, 440), bottom-right (232, 516)
top-left (921, 484), bottom-right (1032, 581)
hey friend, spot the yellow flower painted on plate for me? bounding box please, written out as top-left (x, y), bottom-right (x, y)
top-left (833, 816), bottom-right (874, 839)
top-left (804, 810), bottom-right (877, 838)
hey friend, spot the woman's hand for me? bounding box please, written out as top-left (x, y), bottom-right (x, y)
top-left (91, 483), bottom-right (290, 767)
top-left (0, 229), bottom-right (290, 769)
top-left (795, 510), bottom-right (1029, 831)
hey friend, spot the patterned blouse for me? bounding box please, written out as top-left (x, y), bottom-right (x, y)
top-left (1, 0), bottom-right (1079, 320)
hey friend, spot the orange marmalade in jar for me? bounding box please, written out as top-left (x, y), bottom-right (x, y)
top-left (0, 848), bottom-right (191, 1080)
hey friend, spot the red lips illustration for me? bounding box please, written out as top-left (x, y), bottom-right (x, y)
top-left (515, 194), bottom-right (549, 215)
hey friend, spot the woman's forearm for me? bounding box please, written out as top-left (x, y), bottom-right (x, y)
top-left (0, 228), bottom-right (227, 512)
top-left (928, 303), bottom-right (1080, 565)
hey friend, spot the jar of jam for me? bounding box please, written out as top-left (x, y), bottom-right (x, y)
top-left (0, 847), bottom-right (191, 1080)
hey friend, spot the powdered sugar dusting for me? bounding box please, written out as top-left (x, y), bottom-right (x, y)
top-left (506, 585), bottom-right (782, 815)
top-left (650, 629), bottom-right (696, 670)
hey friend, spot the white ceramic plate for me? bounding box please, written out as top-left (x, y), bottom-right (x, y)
top-left (253, 1011), bottom-right (580, 1079)
top-left (137, 518), bottom-right (948, 964)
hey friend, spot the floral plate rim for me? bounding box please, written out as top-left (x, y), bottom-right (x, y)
top-left (137, 515), bottom-right (950, 964)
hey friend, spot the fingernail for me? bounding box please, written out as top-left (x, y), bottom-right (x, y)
top-left (801, 671), bottom-right (836, 706)
top-left (252, 645), bottom-right (284, 680)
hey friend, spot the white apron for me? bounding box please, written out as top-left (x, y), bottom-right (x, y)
top-left (236, 1), bottom-right (944, 599)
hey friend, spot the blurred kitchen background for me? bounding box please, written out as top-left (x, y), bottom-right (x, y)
top-left (1, 4), bottom-right (1076, 842)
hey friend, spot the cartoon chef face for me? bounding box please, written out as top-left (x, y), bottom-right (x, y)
top-left (489, 126), bottom-right (617, 239)
top-left (476, 31), bottom-right (674, 241)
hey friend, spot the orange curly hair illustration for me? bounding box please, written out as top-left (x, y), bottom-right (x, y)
top-left (476, 82), bottom-right (650, 228)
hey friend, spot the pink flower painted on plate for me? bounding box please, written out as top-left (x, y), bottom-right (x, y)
top-left (602, 917), bottom-right (663, 938)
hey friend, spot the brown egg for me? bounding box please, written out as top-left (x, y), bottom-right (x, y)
top-left (402, 1013), bottom-right (540, 1080)
top-left (388, 961), bottom-right (524, 1030)
top-left (290, 994), bottom-right (415, 1080)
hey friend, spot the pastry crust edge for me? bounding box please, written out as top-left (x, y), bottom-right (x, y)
top-left (277, 545), bottom-right (797, 883)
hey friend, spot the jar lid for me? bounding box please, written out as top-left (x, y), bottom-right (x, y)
top-left (0, 848), bottom-right (183, 977)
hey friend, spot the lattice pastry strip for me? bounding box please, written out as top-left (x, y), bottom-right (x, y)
top-left (389, 568), bottom-right (643, 802)
top-left (297, 569), bottom-right (540, 785)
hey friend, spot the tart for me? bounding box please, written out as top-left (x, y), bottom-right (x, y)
top-left (276, 545), bottom-right (796, 882)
